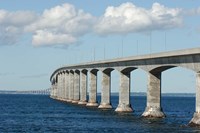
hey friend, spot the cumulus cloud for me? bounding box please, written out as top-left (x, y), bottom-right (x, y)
top-left (0, 2), bottom-right (196, 47)
top-left (0, 10), bottom-right (37, 45)
top-left (0, 26), bottom-right (21, 45)
top-left (0, 3), bottom-right (95, 47)
top-left (26, 3), bottom-right (95, 47)
top-left (0, 10), bottom-right (37, 26)
top-left (32, 30), bottom-right (77, 46)
top-left (95, 2), bottom-right (182, 35)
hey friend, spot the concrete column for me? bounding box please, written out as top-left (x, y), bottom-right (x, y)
top-left (72, 70), bottom-right (80, 103)
top-left (142, 72), bottom-right (165, 118)
top-left (115, 71), bottom-right (133, 112)
top-left (51, 83), bottom-right (53, 97)
top-left (58, 74), bottom-right (62, 100)
top-left (69, 71), bottom-right (74, 102)
top-left (50, 84), bottom-right (53, 97)
top-left (56, 75), bottom-right (59, 99)
top-left (98, 71), bottom-right (112, 109)
top-left (59, 73), bottom-right (63, 100)
top-left (59, 74), bottom-right (62, 100)
top-left (52, 83), bottom-right (55, 98)
top-left (51, 82), bottom-right (56, 98)
top-left (60, 73), bottom-right (63, 100)
top-left (86, 70), bottom-right (98, 107)
top-left (54, 82), bottom-right (57, 98)
top-left (78, 70), bottom-right (88, 105)
top-left (53, 84), bottom-right (55, 97)
top-left (57, 74), bottom-right (61, 100)
top-left (189, 72), bottom-right (200, 126)
top-left (66, 72), bottom-right (71, 102)
top-left (65, 72), bottom-right (69, 101)
top-left (62, 73), bottom-right (65, 101)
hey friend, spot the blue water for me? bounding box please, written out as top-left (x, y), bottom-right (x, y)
top-left (0, 94), bottom-right (200, 133)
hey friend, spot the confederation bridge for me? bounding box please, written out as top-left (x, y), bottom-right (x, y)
top-left (50, 48), bottom-right (200, 126)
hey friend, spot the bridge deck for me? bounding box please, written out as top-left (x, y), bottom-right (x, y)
top-left (51, 47), bottom-right (200, 80)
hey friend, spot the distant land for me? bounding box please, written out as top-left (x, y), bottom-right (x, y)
top-left (0, 90), bottom-right (50, 95)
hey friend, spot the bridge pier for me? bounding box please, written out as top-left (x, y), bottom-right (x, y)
top-left (68, 71), bottom-right (74, 102)
top-left (72, 70), bottom-right (80, 103)
top-left (98, 70), bottom-right (112, 109)
top-left (56, 74), bottom-right (59, 99)
top-left (66, 72), bottom-right (71, 102)
top-left (78, 70), bottom-right (88, 105)
top-left (58, 73), bottom-right (61, 100)
top-left (61, 73), bottom-right (64, 100)
top-left (57, 73), bottom-right (61, 100)
top-left (54, 82), bottom-right (57, 98)
top-left (50, 83), bottom-right (54, 98)
top-left (142, 72), bottom-right (165, 118)
top-left (115, 71), bottom-right (133, 112)
top-left (86, 70), bottom-right (98, 107)
top-left (64, 71), bottom-right (69, 101)
top-left (50, 79), bottom-right (55, 98)
top-left (189, 72), bottom-right (200, 126)
top-left (61, 72), bottom-right (66, 101)
top-left (52, 84), bottom-right (55, 98)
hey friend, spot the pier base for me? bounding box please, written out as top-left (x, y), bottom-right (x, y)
top-left (78, 101), bottom-right (87, 105)
top-left (142, 107), bottom-right (165, 118)
top-left (115, 104), bottom-right (133, 112)
top-left (86, 102), bottom-right (98, 107)
top-left (62, 99), bottom-right (68, 102)
top-left (50, 96), bottom-right (56, 99)
top-left (71, 100), bottom-right (79, 104)
top-left (66, 99), bottom-right (72, 102)
top-left (189, 112), bottom-right (200, 127)
top-left (57, 98), bottom-right (62, 101)
top-left (98, 103), bottom-right (112, 109)
top-left (60, 98), bottom-right (65, 102)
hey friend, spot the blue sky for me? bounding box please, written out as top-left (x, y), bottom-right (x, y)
top-left (0, 0), bottom-right (200, 93)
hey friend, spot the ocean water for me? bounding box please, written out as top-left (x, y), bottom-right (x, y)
top-left (0, 94), bottom-right (200, 133)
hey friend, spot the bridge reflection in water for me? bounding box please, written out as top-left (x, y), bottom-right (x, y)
top-left (50, 48), bottom-right (200, 126)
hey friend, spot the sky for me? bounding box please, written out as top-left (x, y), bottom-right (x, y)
top-left (0, 0), bottom-right (200, 93)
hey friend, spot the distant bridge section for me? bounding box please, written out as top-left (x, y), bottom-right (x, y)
top-left (18, 88), bottom-right (50, 95)
top-left (0, 88), bottom-right (51, 95)
top-left (50, 48), bottom-right (200, 126)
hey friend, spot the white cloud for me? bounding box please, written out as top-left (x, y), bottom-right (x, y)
top-left (95, 2), bottom-right (182, 35)
top-left (0, 3), bottom-right (95, 47)
top-left (0, 10), bottom-right (37, 26)
top-left (0, 9), bottom-right (37, 45)
top-left (0, 2), bottom-right (195, 47)
top-left (32, 30), bottom-right (77, 47)
top-left (0, 26), bottom-right (21, 45)
top-left (26, 3), bottom-right (95, 46)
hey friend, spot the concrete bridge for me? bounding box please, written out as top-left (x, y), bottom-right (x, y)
top-left (50, 47), bottom-right (200, 126)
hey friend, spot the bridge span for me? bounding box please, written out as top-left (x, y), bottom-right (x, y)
top-left (50, 47), bottom-right (200, 126)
